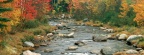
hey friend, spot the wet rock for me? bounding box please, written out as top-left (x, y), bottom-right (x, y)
top-left (63, 52), bottom-right (89, 55)
top-left (125, 49), bottom-right (139, 54)
top-left (23, 50), bottom-right (41, 55)
top-left (40, 42), bottom-right (47, 46)
top-left (44, 49), bottom-right (53, 53)
top-left (66, 32), bottom-right (74, 38)
top-left (107, 34), bottom-right (117, 40)
top-left (118, 34), bottom-right (127, 40)
top-left (34, 44), bottom-right (40, 48)
top-left (83, 18), bottom-right (88, 22)
top-left (100, 47), bottom-right (118, 55)
top-left (104, 29), bottom-right (114, 33)
top-left (58, 32), bottom-right (74, 38)
top-left (24, 41), bottom-right (34, 47)
top-left (68, 46), bottom-right (78, 50)
top-left (46, 33), bottom-right (53, 37)
top-left (113, 52), bottom-right (126, 55)
top-left (74, 41), bottom-right (86, 46)
top-left (61, 14), bottom-right (65, 18)
top-left (58, 33), bottom-right (67, 37)
top-left (136, 48), bottom-right (143, 51)
top-left (92, 35), bottom-right (107, 42)
top-left (56, 23), bottom-right (67, 29)
top-left (126, 35), bottom-right (143, 45)
top-left (99, 27), bottom-right (107, 30)
top-left (90, 50), bottom-right (100, 54)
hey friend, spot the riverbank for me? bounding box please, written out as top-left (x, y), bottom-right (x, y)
top-left (0, 24), bottom-right (57, 55)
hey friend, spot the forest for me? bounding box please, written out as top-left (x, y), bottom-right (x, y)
top-left (0, 0), bottom-right (144, 55)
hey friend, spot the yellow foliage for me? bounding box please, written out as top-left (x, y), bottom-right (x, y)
top-left (0, 0), bottom-right (21, 33)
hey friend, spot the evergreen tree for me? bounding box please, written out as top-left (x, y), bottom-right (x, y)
top-left (0, 0), bottom-right (13, 32)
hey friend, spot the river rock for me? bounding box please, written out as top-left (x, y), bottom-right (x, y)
top-left (126, 35), bottom-right (143, 45)
top-left (90, 50), bottom-right (100, 54)
top-left (92, 35), bottom-right (107, 42)
top-left (40, 42), bottom-right (47, 46)
top-left (74, 41), bottom-right (86, 46)
top-left (56, 23), bottom-right (67, 29)
top-left (44, 49), bottom-right (53, 53)
top-left (107, 34), bottom-right (118, 40)
top-left (24, 41), bottom-right (34, 47)
top-left (68, 46), bottom-right (78, 50)
top-left (47, 33), bottom-right (53, 37)
top-left (136, 48), bottom-right (143, 51)
top-left (105, 29), bottom-right (114, 33)
top-left (99, 27), bottom-right (106, 30)
top-left (125, 49), bottom-right (139, 54)
top-left (66, 32), bottom-right (74, 38)
top-left (100, 47), bottom-right (118, 55)
top-left (118, 34), bottom-right (127, 40)
top-left (23, 50), bottom-right (41, 55)
top-left (113, 52), bottom-right (126, 55)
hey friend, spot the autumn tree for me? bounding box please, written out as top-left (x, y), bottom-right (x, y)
top-left (34, 0), bottom-right (52, 20)
top-left (132, 0), bottom-right (144, 26)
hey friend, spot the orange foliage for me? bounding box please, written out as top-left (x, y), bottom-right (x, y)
top-left (118, 0), bottom-right (129, 18)
top-left (132, 0), bottom-right (144, 25)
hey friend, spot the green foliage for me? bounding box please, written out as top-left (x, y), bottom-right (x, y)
top-left (33, 29), bottom-right (42, 35)
top-left (0, 1), bottom-right (12, 33)
top-left (23, 20), bottom-right (39, 29)
top-left (0, 17), bottom-right (10, 22)
top-left (39, 17), bottom-right (48, 24)
top-left (0, 40), bottom-right (8, 48)
top-left (43, 28), bottom-right (50, 34)
top-left (0, 8), bottom-right (12, 13)
top-left (52, 0), bottom-right (69, 13)
top-left (21, 35), bottom-right (34, 43)
top-left (108, 8), bottom-right (137, 27)
top-left (0, 0), bottom-right (13, 3)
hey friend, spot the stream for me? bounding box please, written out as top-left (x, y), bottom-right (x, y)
top-left (34, 19), bottom-right (135, 55)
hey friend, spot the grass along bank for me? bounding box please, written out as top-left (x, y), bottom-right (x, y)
top-left (0, 19), bottom-right (57, 55)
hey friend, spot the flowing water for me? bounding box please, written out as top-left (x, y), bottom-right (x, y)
top-left (34, 19), bottom-right (135, 55)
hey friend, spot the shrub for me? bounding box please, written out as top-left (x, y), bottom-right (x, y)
top-left (33, 30), bottom-right (42, 35)
top-left (21, 35), bottom-right (34, 43)
top-left (40, 17), bottom-right (48, 24)
top-left (0, 40), bottom-right (8, 48)
top-left (23, 20), bottom-right (39, 29)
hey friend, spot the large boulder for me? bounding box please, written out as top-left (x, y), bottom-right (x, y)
top-left (24, 41), bottom-right (34, 47)
top-left (118, 34), bottom-right (127, 40)
top-left (100, 47), bottom-right (118, 55)
top-left (23, 50), bottom-right (41, 55)
top-left (126, 35), bottom-right (143, 45)
top-left (92, 35), bottom-right (107, 42)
